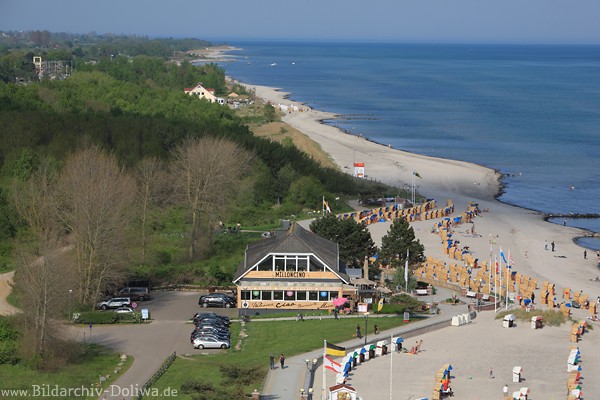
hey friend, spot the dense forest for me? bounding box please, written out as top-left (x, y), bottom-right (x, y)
top-left (0, 31), bottom-right (386, 284)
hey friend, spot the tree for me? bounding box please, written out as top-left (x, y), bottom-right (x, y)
top-left (134, 156), bottom-right (172, 264)
top-left (11, 160), bottom-right (73, 361)
top-left (56, 147), bottom-right (135, 306)
top-left (172, 137), bottom-right (252, 261)
top-left (309, 214), bottom-right (376, 268)
top-left (379, 218), bottom-right (424, 270)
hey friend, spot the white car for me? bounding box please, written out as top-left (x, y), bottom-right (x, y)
top-left (193, 336), bottom-right (230, 350)
top-left (114, 306), bottom-right (134, 314)
top-left (97, 297), bottom-right (131, 310)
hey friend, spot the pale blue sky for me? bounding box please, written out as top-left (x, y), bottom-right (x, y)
top-left (1, 0), bottom-right (599, 44)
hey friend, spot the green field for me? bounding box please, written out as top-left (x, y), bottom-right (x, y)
top-left (146, 314), bottom-right (419, 399)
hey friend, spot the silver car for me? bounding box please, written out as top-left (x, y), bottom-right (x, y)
top-left (97, 297), bottom-right (131, 310)
top-left (193, 336), bottom-right (230, 350)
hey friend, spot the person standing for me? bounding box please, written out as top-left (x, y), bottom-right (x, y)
top-left (545, 240), bottom-right (548, 250)
top-left (279, 353), bottom-right (285, 369)
top-left (269, 354), bottom-right (275, 370)
top-left (584, 250), bottom-right (587, 259)
top-left (503, 384), bottom-right (509, 398)
top-left (374, 324), bottom-right (379, 335)
top-left (551, 241), bottom-right (555, 252)
top-left (356, 324), bottom-right (362, 338)
top-left (531, 292), bottom-right (535, 304)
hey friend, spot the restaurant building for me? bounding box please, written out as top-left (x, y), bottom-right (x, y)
top-left (233, 223), bottom-right (357, 310)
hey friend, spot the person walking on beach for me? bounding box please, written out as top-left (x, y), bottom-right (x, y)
top-left (545, 240), bottom-right (548, 251)
top-left (551, 241), bottom-right (555, 252)
top-left (279, 353), bottom-right (285, 369)
top-left (584, 250), bottom-right (587, 259)
top-left (269, 354), bottom-right (275, 370)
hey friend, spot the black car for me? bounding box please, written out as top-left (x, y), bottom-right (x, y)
top-left (198, 293), bottom-right (236, 308)
top-left (195, 320), bottom-right (230, 330)
top-left (193, 312), bottom-right (230, 323)
top-left (193, 324), bottom-right (230, 335)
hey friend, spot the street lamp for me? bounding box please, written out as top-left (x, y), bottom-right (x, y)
top-left (299, 388), bottom-right (307, 400)
top-left (305, 358), bottom-right (317, 372)
top-left (364, 312), bottom-right (369, 345)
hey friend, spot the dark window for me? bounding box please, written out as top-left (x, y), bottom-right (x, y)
top-left (273, 291), bottom-right (284, 300)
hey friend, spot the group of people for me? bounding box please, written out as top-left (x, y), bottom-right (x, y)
top-left (269, 353), bottom-right (286, 370)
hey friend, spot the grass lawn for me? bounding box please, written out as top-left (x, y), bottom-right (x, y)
top-left (0, 344), bottom-right (133, 400)
top-left (146, 314), bottom-right (419, 399)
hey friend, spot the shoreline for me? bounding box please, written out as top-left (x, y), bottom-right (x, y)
top-left (239, 80), bottom-right (600, 399)
top-left (236, 80), bottom-right (600, 290)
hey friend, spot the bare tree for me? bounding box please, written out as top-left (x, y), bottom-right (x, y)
top-left (11, 160), bottom-right (73, 359)
top-left (134, 156), bottom-right (172, 264)
top-left (56, 147), bottom-right (135, 306)
top-left (172, 137), bottom-right (252, 261)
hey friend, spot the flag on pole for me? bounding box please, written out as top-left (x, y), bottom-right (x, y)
top-left (324, 356), bottom-right (342, 373)
top-left (323, 198), bottom-right (332, 214)
top-left (325, 342), bottom-right (346, 357)
top-left (377, 298), bottom-right (384, 312)
top-left (500, 248), bottom-right (507, 264)
top-left (495, 256), bottom-right (499, 274)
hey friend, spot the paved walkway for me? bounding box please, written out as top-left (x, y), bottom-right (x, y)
top-left (261, 288), bottom-right (468, 400)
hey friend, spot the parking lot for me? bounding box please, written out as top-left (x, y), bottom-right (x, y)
top-left (70, 290), bottom-right (238, 399)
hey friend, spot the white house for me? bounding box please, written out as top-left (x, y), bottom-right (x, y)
top-left (184, 83), bottom-right (220, 103)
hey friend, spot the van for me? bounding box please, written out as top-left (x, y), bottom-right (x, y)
top-left (118, 287), bottom-right (150, 301)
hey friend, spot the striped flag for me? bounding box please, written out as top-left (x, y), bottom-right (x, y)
top-left (324, 355), bottom-right (342, 373)
top-left (325, 341), bottom-right (346, 357)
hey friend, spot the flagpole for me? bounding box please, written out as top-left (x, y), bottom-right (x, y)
top-left (405, 249), bottom-right (409, 292)
top-left (506, 250), bottom-right (510, 310)
top-left (488, 246), bottom-right (492, 294)
top-left (322, 340), bottom-right (326, 400)
top-left (389, 333), bottom-right (393, 400)
top-left (494, 254), bottom-right (497, 313)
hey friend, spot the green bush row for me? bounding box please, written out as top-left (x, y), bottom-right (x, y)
top-left (74, 311), bottom-right (148, 324)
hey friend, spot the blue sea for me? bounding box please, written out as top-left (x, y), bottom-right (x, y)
top-left (216, 42), bottom-right (600, 247)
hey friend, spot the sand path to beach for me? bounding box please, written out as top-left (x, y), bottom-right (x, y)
top-left (0, 271), bottom-right (20, 316)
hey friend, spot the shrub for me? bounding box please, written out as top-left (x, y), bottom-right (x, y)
top-left (74, 311), bottom-right (117, 324)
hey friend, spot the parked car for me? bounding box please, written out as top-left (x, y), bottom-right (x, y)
top-left (193, 312), bottom-right (230, 322)
top-left (193, 325), bottom-right (230, 336)
top-left (194, 319), bottom-right (230, 329)
top-left (193, 336), bottom-right (230, 349)
top-left (191, 331), bottom-right (230, 343)
top-left (198, 293), bottom-right (236, 308)
top-left (97, 297), bottom-right (131, 310)
top-left (117, 287), bottom-right (150, 301)
top-left (114, 306), bottom-right (134, 314)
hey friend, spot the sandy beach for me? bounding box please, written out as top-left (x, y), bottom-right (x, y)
top-left (243, 83), bottom-right (600, 399)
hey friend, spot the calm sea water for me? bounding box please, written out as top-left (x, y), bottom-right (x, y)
top-left (218, 42), bottom-right (600, 246)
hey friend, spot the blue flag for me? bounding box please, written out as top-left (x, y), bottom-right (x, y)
top-left (500, 249), bottom-right (507, 264)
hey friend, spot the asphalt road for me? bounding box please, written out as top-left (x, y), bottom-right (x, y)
top-left (67, 290), bottom-right (236, 400)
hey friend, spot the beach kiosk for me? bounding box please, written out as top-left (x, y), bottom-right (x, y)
top-left (512, 366), bottom-right (523, 383)
top-left (329, 384), bottom-right (357, 400)
top-left (503, 314), bottom-right (515, 328)
top-left (531, 316), bottom-right (543, 329)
